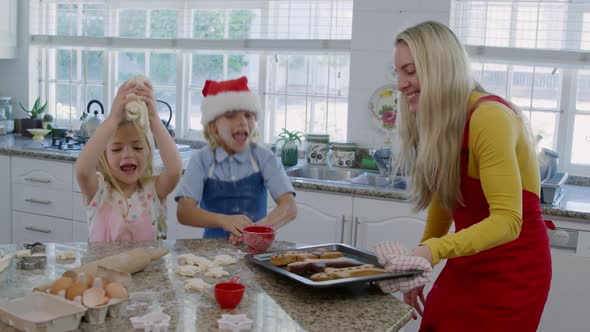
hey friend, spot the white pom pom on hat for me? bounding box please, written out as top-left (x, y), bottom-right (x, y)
top-left (200, 76), bottom-right (261, 126)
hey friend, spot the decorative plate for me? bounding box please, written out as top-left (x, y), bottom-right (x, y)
top-left (368, 84), bottom-right (398, 132)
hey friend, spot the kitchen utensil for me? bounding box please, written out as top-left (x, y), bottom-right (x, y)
top-left (214, 277), bottom-right (246, 310)
top-left (245, 243), bottom-right (422, 288)
top-left (129, 311), bottom-right (170, 332)
top-left (79, 100), bottom-right (104, 139)
top-left (217, 314), bottom-right (254, 332)
top-left (156, 99), bottom-right (175, 137)
top-left (539, 148), bottom-right (559, 182)
top-left (26, 128), bottom-right (52, 141)
top-left (242, 226), bottom-right (275, 253)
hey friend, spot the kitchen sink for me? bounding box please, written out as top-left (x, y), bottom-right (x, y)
top-left (285, 165), bottom-right (407, 190)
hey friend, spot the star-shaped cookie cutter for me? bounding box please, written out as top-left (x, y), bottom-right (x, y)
top-left (129, 311), bottom-right (170, 332)
top-left (217, 314), bottom-right (254, 331)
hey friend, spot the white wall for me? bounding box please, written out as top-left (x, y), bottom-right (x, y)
top-left (0, 0), bottom-right (32, 119)
top-left (348, 0), bottom-right (451, 148)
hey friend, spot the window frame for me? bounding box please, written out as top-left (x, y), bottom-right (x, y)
top-left (452, 0), bottom-right (590, 175)
top-left (32, 0), bottom-right (352, 143)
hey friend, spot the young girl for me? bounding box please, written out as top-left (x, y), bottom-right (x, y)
top-left (176, 76), bottom-right (296, 243)
top-left (76, 79), bottom-right (182, 242)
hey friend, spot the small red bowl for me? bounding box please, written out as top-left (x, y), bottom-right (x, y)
top-left (242, 225), bottom-right (275, 253)
top-left (214, 282), bottom-right (246, 310)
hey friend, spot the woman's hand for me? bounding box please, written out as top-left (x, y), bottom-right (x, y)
top-left (110, 81), bottom-right (137, 123)
top-left (413, 245), bottom-right (433, 265)
top-left (404, 286), bottom-right (426, 319)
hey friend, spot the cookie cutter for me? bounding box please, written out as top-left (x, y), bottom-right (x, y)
top-left (129, 311), bottom-right (170, 332)
top-left (17, 255), bottom-right (46, 270)
top-left (217, 314), bottom-right (253, 332)
top-left (23, 242), bottom-right (46, 254)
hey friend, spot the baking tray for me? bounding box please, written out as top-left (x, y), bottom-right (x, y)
top-left (245, 243), bottom-right (422, 288)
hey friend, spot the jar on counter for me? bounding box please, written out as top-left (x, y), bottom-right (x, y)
top-left (305, 134), bottom-right (329, 165)
top-left (0, 97), bottom-right (14, 134)
top-left (330, 142), bottom-right (357, 168)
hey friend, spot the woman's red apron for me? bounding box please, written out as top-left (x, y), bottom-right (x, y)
top-left (419, 95), bottom-right (552, 332)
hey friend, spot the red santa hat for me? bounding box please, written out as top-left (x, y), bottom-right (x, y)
top-left (200, 76), bottom-right (261, 126)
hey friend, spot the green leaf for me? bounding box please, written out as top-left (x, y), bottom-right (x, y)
top-left (33, 97), bottom-right (40, 111)
top-left (18, 101), bottom-right (29, 113)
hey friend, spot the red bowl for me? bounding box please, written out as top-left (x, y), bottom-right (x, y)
top-left (242, 226), bottom-right (275, 253)
top-left (214, 282), bottom-right (246, 310)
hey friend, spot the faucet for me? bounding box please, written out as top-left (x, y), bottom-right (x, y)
top-left (370, 148), bottom-right (392, 176)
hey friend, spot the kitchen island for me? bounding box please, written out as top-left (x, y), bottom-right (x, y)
top-left (0, 239), bottom-right (413, 331)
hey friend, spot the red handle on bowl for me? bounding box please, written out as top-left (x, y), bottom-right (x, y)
top-left (229, 276), bottom-right (240, 284)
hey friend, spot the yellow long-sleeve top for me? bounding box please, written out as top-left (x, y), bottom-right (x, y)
top-left (421, 91), bottom-right (541, 266)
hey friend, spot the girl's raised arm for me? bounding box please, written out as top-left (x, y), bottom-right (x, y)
top-left (75, 82), bottom-right (136, 201)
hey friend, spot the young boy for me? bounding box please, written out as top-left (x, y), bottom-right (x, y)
top-left (176, 76), bottom-right (296, 242)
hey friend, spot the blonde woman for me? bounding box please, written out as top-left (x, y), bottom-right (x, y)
top-left (380, 21), bottom-right (551, 331)
top-left (76, 80), bottom-right (182, 242)
top-left (176, 76), bottom-right (296, 243)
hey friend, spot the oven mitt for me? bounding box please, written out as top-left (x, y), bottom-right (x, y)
top-left (124, 74), bottom-right (150, 129)
top-left (375, 241), bottom-right (433, 293)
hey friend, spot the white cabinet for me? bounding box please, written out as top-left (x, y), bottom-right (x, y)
top-left (11, 157), bottom-right (75, 244)
top-left (353, 197), bottom-right (427, 251)
top-left (12, 211), bottom-right (73, 244)
top-left (272, 190), bottom-right (353, 245)
top-left (539, 218), bottom-right (590, 332)
top-left (166, 184), bottom-right (203, 240)
top-left (0, 155), bottom-right (10, 244)
top-left (0, 0), bottom-right (17, 58)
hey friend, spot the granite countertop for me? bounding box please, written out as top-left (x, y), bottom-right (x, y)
top-left (0, 134), bottom-right (588, 221)
top-left (0, 239), bottom-right (413, 331)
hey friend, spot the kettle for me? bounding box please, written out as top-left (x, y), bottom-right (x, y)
top-left (156, 99), bottom-right (175, 137)
top-left (79, 100), bottom-right (104, 139)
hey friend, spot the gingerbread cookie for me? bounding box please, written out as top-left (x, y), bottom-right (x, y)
top-left (323, 264), bottom-right (388, 278)
top-left (269, 251), bottom-right (317, 266)
top-left (286, 257), bottom-right (362, 275)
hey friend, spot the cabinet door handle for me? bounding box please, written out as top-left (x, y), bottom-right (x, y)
top-left (353, 217), bottom-right (360, 247)
top-left (25, 198), bottom-right (52, 205)
top-left (24, 177), bottom-right (51, 184)
top-left (340, 215), bottom-right (348, 243)
top-left (25, 226), bottom-right (51, 234)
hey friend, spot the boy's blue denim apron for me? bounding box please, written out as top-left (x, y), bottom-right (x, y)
top-left (200, 151), bottom-right (267, 238)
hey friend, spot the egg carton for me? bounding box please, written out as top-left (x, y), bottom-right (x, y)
top-left (83, 297), bottom-right (129, 324)
top-left (0, 292), bottom-right (87, 332)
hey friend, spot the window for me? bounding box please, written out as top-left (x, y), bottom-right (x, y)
top-left (32, 0), bottom-right (352, 143)
top-left (452, 0), bottom-right (590, 175)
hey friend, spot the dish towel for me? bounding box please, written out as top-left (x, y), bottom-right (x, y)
top-left (375, 241), bottom-right (433, 293)
top-left (125, 75), bottom-right (150, 129)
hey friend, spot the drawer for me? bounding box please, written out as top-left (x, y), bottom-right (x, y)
top-left (73, 192), bottom-right (86, 222)
top-left (12, 157), bottom-right (73, 191)
top-left (12, 211), bottom-right (73, 243)
top-left (12, 186), bottom-right (73, 220)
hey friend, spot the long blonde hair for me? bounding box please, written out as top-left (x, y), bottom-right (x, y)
top-left (394, 21), bottom-right (536, 212)
top-left (97, 120), bottom-right (155, 216)
top-left (393, 21), bottom-right (475, 211)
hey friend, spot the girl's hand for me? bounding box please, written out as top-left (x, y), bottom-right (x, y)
top-left (133, 80), bottom-right (159, 123)
top-left (110, 81), bottom-right (138, 123)
top-left (222, 215), bottom-right (254, 237)
top-left (403, 286), bottom-right (426, 319)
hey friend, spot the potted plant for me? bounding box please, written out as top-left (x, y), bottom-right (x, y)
top-left (276, 128), bottom-right (304, 166)
top-left (42, 113), bottom-right (54, 130)
top-left (18, 97), bottom-right (47, 137)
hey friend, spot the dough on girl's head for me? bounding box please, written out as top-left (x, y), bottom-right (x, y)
top-left (124, 75), bottom-right (151, 128)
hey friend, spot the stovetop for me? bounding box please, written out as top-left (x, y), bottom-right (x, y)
top-left (42, 136), bottom-right (86, 151)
